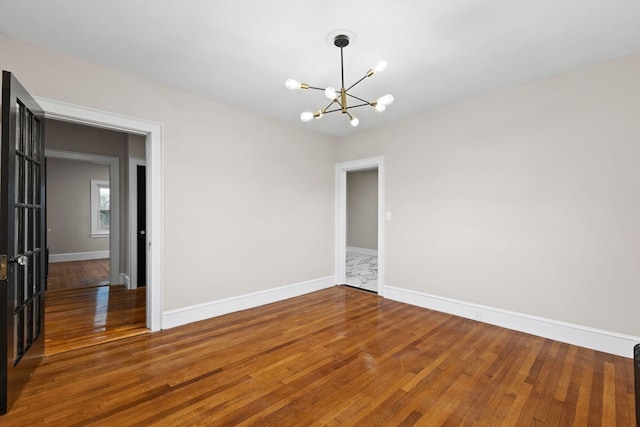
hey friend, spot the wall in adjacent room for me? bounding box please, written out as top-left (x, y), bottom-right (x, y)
top-left (347, 169), bottom-right (378, 250)
top-left (47, 157), bottom-right (110, 256)
top-left (45, 119), bottom-right (131, 272)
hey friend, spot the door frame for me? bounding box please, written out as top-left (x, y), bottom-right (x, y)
top-left (129, 157), bottom-right (145, 290)
top-left (45, 149), bottom-right (120, 286)
top-left (335, 156), bottom-right (385, 295)
top-left (35, 97), bottom-right (163, 332)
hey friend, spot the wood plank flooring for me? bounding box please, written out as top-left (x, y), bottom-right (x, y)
top-left (47, 259), bottom-right (110, 291)
top-left (45, 259), bottom-right (147, 355)
top-left (4, 286), bottom-right (636, 425)
top-left (45, 285), bottom-right (147, 355)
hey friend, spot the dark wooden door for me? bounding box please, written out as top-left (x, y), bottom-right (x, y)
top-left (0, 71), bottom-right (46, 414)
top-left (136, 165), bottom-right (146, 287)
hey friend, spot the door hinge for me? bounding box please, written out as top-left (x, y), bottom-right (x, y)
top-left (0, 255), bottom-right (7, 280)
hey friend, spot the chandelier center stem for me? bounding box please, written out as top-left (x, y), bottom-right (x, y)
top-left (340, 47), bottom-right (345, 93)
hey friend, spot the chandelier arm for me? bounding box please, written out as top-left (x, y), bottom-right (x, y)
top-left (345, 74), bottom-right (369, 92)
top-left (344, 103), bottom-right (371, 110)
top-left (345, 93), bottom-right (371, 104)
top-left (314, 102), bottom-right (371, 115)
top-left (307, 86), bottom-right (326, 91)
top-left (318, 97), bottom-right (345, 114)
top-left (324, 99), bottom-right (338, 110)
top-left (327, 102), bottom-right (370, 113)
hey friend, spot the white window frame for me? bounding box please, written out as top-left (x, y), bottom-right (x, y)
top-left (90, 179), bottom-right (110, 237)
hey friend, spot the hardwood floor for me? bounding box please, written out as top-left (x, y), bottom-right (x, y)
top-left (4, 286), bottom-right (635, 425)
top-left (45, 259), bottom-right (147, 355)
top-left (47, 259), bottom-right (110, 291)
top-left (45, 285), bottom-right (147, 356)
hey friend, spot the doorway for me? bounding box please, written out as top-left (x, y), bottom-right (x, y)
top-left (43, 121), bottom-right (147, 354)
top-left (35, 96), bottom-right (163, 332)
top-left (45, 148), bottom-right (120, 287)
top-left (335, 156), bottom-right (385, 295)
top-left (345, 169), bottom-right (379, 292)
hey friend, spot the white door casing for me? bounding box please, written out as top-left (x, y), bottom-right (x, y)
top-left (36, 97), bottom-right (163, 332)
top-left (335, 156), bottom-right (385, 295)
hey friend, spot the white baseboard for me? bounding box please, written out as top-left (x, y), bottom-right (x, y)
top-left (384, 285), bottom-right (640, 359)
top-left (49, 251), bottom-right (109, 263)
top-left (346, 246), bottom-right (378, 256)
top-left (162, 276), bottom-right (335, 329)
top-left (119, 273), bottom-right (130, 289)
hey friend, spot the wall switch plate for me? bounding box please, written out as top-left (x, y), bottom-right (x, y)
top-left (385, 211), bottom-right (391, 221)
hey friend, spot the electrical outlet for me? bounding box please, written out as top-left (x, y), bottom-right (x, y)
top-left (474, 310), bottom-right (483, 321)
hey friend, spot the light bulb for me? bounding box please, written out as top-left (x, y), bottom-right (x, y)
top-left (377, 94), bottom-right (394, 106)
top-left (285, 79), bottom-right (301, 90)
top-left (373, 60), bottom-right (388, 73)
top-left (325, 87), bottom-right (336, 100)
top-left (350, 116), bottom-right (359, 127)
top-left (374, 104), bottom-right (386, 112)
top-left (300, 112), bottom-right (314, 122)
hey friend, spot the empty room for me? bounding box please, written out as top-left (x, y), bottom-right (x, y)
top-left (0, 0), bottom-right (638, 425)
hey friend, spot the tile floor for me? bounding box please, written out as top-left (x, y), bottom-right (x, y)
top-left (345, 251), bottom-right (378, 292)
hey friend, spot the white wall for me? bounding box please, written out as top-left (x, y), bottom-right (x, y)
top-left (337, 53), bottom-right (640, 338)
top-left (2, 34), bottom-right (638, 348)
top-left (0, 35), bottom-right (337, 312)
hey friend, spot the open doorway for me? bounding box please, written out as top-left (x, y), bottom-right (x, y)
top-left (345, 169), bottom-right (378, 292)
top-left (335, 156), bottom-right (385, 296)
top-left (35, 96), bottom-right (163, 333)
top-left (45, 148), bottom-right (120, 286)
top-left (43, 119), bottom-right (147, 354)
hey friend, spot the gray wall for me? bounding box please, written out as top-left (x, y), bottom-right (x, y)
top-left (347, 169), bottom-right (378, 250)
top-left (45, 119), bottom-right (144, 275)
top-left (47, 157), bottom-right (109, 255)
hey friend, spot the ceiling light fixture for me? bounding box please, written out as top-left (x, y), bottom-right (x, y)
top-left (285, 34), bottom-right (393, 128)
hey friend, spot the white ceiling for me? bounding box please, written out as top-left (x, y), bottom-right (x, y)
top-left (1, 0), bottom-right (639, 136)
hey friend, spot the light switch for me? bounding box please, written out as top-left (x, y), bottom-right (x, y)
top-left (385, 211), bottom-right (391, 221)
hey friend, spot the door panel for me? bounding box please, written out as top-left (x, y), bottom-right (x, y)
top-left (136, 165), bottom-right (146, 287)
top-left (1, 71), bottom-right (46, 414)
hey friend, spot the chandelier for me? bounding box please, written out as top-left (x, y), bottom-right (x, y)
top-left (285, 34), bottom-right (394, 127)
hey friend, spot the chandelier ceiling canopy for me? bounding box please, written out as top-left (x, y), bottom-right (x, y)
top-left (285, 34), bottom-right (394, 128)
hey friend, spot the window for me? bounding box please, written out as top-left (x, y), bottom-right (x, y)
top-left (91, 179), bottom-right (110, 237)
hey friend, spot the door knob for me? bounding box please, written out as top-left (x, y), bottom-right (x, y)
top-left (11, 255), bottom-right (27, 266)
top-left (139, 230), bottom-right (146, 235)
